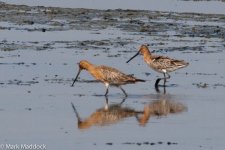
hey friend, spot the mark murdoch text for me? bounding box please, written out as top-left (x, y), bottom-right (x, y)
top-left (2, 144), bottom-right (47, 150)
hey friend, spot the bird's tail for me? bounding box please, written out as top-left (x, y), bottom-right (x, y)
top-left (135, 78), bottom-right (146, 82)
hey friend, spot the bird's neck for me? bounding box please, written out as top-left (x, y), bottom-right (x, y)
top-left (84, 63), bottom-right (95, 72)
top-left (143, 51), bottom-right (153, 62)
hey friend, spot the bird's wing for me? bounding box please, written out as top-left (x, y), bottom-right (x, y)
top-left (97, 65), bottom-right (135, 84)
top-left (170, 59), bottom-right (189, 67)
top-left (152, 55), bottom-right (172, 69)
top-left (152, 55), bottom-right (188, 70)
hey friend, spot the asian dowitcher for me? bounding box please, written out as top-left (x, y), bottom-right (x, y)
top-left (126, 45), bottom-right (189, 87)
top-left (71, 60), bottom-right (145, 97)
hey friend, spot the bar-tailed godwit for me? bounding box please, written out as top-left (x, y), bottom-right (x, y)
top-left (71, 60), bottom-right (145, 97)
top-left (126, 45), bottom-right (189, 87)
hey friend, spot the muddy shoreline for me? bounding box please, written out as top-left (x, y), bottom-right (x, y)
top-left (1, 2), bottom-right (224, 54)
top-left (1, 2), bottom-right (224, 33)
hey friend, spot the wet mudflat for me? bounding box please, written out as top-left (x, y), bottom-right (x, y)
top-left (0, 1), bottom-right (225, 150)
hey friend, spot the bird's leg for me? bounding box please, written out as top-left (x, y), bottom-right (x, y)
top-left (104, 96), bottom-right (109, 110)
top-left (155, 74), bottom-right (165, 87)
top-left (163, 85), bottom-right (166, 94)
top-left (163, 73), bottom-right (166, 86)
top-left (104, 87), bottom-right (109, 96)
top-left (119, 97), bottom-right (127, 105)
top-left (163, 72), bottom-right (170, 86)
top-left (155, 73), bottom-right (168, 88)
top-left (104, 83), bottom-right (109, 96)
top-left (119, 86), bottom-right (128, 97)
top-left (165, 72), bottom-right (170, 85)
top-left (155, 78), bottom-right (161, 92)
top-left (166, 72), bottom-right (170, 79)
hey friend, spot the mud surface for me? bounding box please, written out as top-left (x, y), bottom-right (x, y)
top-left (0, 1), bottom-right (225, 150)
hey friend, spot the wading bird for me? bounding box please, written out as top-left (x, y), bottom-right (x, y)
top-left (126, 45), bottom-right (189, 87)
top-left (71, 60), bottom-right (145, 97)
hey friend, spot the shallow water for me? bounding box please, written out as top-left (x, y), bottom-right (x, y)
top-left (0, 2), bottom-right (225, 150)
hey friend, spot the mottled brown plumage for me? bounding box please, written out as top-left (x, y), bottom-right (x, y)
top-left (127, 45), bottom-right (189, 87)
top-left (72, 60), bottom-right (145, 96)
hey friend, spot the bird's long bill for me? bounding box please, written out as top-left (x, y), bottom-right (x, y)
top-left (126, 51), bottom-right (139, 63)
top-left (71, 68), bottom-right (81, 87)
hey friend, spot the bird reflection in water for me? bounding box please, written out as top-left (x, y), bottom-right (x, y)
top-left (142, 99), bottom-right (186, 119)
top-left (71, 97), bottom-right (143, 129)
top-left (71, 96), bottom-right (187, 130)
